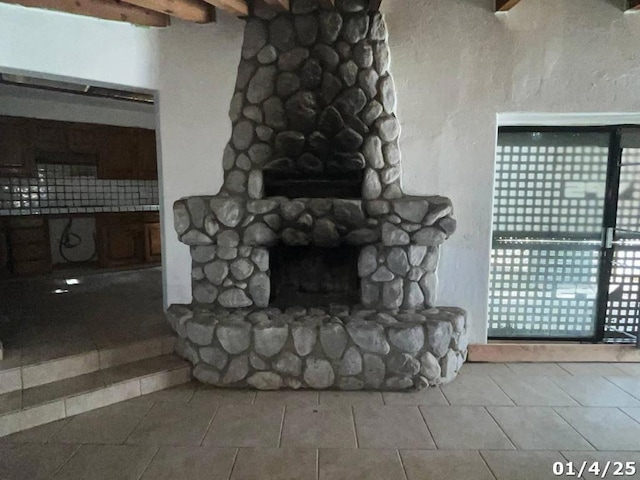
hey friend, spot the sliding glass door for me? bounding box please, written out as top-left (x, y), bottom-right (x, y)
top-left (488, 126), bottom-right (640, 343)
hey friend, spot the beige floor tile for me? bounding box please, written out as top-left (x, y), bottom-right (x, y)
top-left (506, 363), bottom-right (570, 377)
top-left (459, 362), bottom-right (513, 377)
top-left (421, 405), bottom-right (513, 450)
top-left (622, 407), bottom-right (640, 423)
top-left (606, 376), bottom-right (640, 400)
top-left (53, 400), bottom-right (153, 444)
top-left (491, 374), bottom-right (579, 406)
top-left (140, 446), bottom-right (236, 480)
top-left (616, 363), bottom-right (640, 376)
top-left (382, 387), bottom-right (449, 406)
top-left (65, 379), bottom-right (141, 416)
top-left (319, 448), bottom-right (404, 480)
top-left (53, 444), bottom-right (157, 480)
top-left (20, 400), bottom-right (66, 431)
top-left (100, 355), bottom-right (186, 386)
top-left (319, 391), bottom-right (384, 406)
top-left (190, 387), bottom-right (256, 404)
top-left (231, 448), bottom-right (317, 480)
top-left (550, 376), bottom-right (640, 407)
top-left (0, 418), bottom-right (69, 444)
top-left (441, 375), bottom-right (514, 406)
top-left (126, 402), bottom-right (218, 446)
top-left (555, 407), bottom-right (640, 451)
top-left (254, 390), bottom-right (319, 406)
top-left (481, 450), bottom-right (566, 480)
top-left (280, 405), bottom-right (357, 448)
top-left (0, 367), bottom-right (21, 395)
top-left (0, 443), bottom-right (79, 480)
top-left (354, 405), bottom-right (435, 449)
top-left (558, 363), bottom-right (628, 377)
top-left (135, 381), bottom-right (200, 403)
top-left (488, 406), bottom-right (593, 450)
top-left (22, 349), bottom-right (99, 388)
top-left (202, 404), bottom-right (284, 448)
top-left (400, 450), bottom-right (495, 480)
top-left (560, 451), bottom-right (640, 479)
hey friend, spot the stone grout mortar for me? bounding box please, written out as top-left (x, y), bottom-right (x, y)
top-left (168, 0), bottom-right (468, 391)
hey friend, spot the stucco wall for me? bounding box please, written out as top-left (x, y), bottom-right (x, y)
top-left (1, 0), bottom-right (639, 343)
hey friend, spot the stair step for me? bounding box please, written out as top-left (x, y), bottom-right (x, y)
top-left (0, 354), bottom-right (191, 437)
top-left (0, 333), bottom-right (176, 394)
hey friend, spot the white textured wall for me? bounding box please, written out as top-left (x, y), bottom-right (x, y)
top-left (2, 0), bottom-right (639, 343)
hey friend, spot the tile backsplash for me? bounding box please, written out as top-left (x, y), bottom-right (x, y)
top-left (0, 163), bottom-right (159, 216)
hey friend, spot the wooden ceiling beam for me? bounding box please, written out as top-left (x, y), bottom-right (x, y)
top-left (369, 0), bottom-right (381, 11)
top-left (202, 0), bottom-right (247, 16)
top-left (0, 0), bottom-right (169, 25)
top-left (496, 0), bottom-right (522, 12)
top-left (626, 0), bottom-right (640, 10)
top-left (263, 0), bottom-right (288, 11)
top-left (122, 0), bottom-right (214, 22)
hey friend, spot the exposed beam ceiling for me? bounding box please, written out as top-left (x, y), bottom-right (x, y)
top-left (627, 0), bottom-right (640, 10)
top-left (125, 0), bottom-right (215, 22)
top-left (1, 0), bottom-right (169, 25)
top-left (202, 0), bottom-right (247, 16)
top-left (495, 0), bottom-right (522, 11)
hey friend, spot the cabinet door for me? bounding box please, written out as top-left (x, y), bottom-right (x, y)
top-left (144, 222), bottom-right (161, 262)
top-left (31, 119), bottom-right (67, 153)
top-left (68, 124), bottom-right (101, 155)
top-left (0, 117), bottom-right (33, 177)
top-left (98, 127), bottom-right (137, 179)
top-left (100, 223), bottom-right (144, 267)
top-left (137, 129), bottom-right (158, 180)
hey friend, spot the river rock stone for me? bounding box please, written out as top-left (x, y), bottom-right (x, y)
top-left (193, 364), bottom-right (220, 384)
top-left (333, 87), bottom-right (367, 116)
top-left (204, 260), bottom-right (229, 285)
top-left (192, 246), bottom-right (216, 263)
top-left (382, 277), bottom-right (403, 309)
top-left (218, 289), bottom-right (252, 308)
top-left (186, 320), bottom-right (214, 346)
top-left (270, 16), bottom-right (295, 51)
top-left (285, 91), bottom-right (318, 133)
top-left (389, 326), bottom-right (424, 353)
top-left (339, 60), bottom-right (358, 87)
top-left (243, 223), bottom-right (277, 246)
top-left (274, 351), bottom-right (302, 376)
top-left (387, 248), bottom-right (409, 275)
top-left (335, 128), bottom-right (363, 151)
top-left (242, 19), bottom-right (268, 59)
top-left (379, 74), bottom-right (396, 113)
top-left (371, 266), bottom-right (394, 282)
top-left (295, 15), bottom-right (318, 46)
top-left (375, 116), bottom-right (400, 142)
top-left (318, 106), bottom-right (344, 137)
top-left (230, 258), bottom-right (254, 280)
top-left (248, 372), bottom-right (283, 390)
top-left (342, 13), bottom-right (369, 44)
top-left (278, 47), bottom-right (309, 71)
top-left (382, 222), bottom-right (409, 246)
top-left (193, 282), bottom-right (217, 303)
top-left (373, 41), bottom-right (390, 74)
top-left (247, 66), bottom-right (276, 104)
top-left (301, 58), bottom-right (322, 89)
top-left (313, 44), bottom-right (340, 70)
top-left (404, 282), bottom-right (425, 309)
top-left (255, 325), bottom-right (289, 357)
top-left (200, 347), bottom-right (228, 370)
top-left (292, 325), bottom-right (317, 356)
top-left (387, 352), bottom-right (421, 376)
top-left (304, 358), bottom-right (335, 389)
top-left (427, 321), bottom-right (453, 358)
top-left (320, 323), bottom-right (348, 359)
top-left (346, 320), bottom-right (390, 354)
top-left (217, 323), bottom-right (250, 354)
top-left (223, 355), bottom-right (249, 384)
top-left (420, 351), bottom-right (441, 381)
top-left (353, 42), bottom-right (373, 68)
top-left (413, 228), bottom-right (447, 246)
top-left (319, 10), bottom-right (343, 43)
top-left (339, 346), bottom-right (362, 376)
top-left (363, 353), bottom-right (385, 388)
top-left (257, 44), bottom-right (278, 64)
top-left (362, 100), bottom-right (383, 125)
top-left (249, 272), bottom-right (270, 308)
top-left (312, 218), bottom-right (340, 246)
top-left (275, 131), bottom-right (306, 156)
top-left (369, 12), bottom-right (387, 41)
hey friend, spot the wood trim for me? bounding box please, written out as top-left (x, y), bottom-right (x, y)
top-left (122, 0), bottom-right (214, 22)
top-left (369, 0), bottom-right (382, 11)
top-left (263, 0), bottom-right (288, 11)
top-left (0, 0), bottom-right (169, 26)
top-left (469, 343), bottom-right (640, 363)
top-left (626, 0), bottom-right (640, 10)
top-left (201, 0), bottom-right (246, 16)
top-left (496, 0), bottom-right (522, 12)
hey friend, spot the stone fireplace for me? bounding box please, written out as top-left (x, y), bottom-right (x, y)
top-left (167, 0), bottom-right (468, 391)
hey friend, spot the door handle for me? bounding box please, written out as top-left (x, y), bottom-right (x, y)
top-left (604, 227), bottom-right (614, 249)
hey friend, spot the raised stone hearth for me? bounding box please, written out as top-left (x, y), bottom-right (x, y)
top-left (168, 0), bottom-right (467, 390)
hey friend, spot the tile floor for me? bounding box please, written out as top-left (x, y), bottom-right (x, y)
top-left (1, 362), bottom-right (639, 479)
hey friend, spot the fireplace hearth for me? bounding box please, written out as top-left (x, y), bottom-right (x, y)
top-left (168, 0), bottom-right (468, 391)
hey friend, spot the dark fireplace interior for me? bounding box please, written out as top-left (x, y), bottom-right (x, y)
top-left (263, 168), bottom-right (363, 199)
top-left (269, 245), bottom-right (360, 307)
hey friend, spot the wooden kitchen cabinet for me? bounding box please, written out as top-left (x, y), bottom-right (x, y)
top-left (96, 212), bottom-right (160, 268)
top-left (30, 120), bottom-right (67, 153)
top-left (7, 217), bottom-right (51, 276)
top-left (0, 117), bottom-right (34, 177)
top-left (67, 124), bottom-right (101, 155)
top-left (98, 127), bottom-right (138, 180)
top-left (136, 129), bottom-right (158, 180)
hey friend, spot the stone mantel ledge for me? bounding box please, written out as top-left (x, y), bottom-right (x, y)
top-left (173, 195), bottom-right (457, 248)
top-left (167, 303), bottom-right (468, 391)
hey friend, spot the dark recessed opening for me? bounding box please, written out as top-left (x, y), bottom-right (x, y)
top-left (269, 245), bottom-right (360, 308)
top-left (263, 170), bottom-right (363, 199)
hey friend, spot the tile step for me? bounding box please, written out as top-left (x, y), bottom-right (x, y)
top-left (0, 354), bottom-right (191, 438)
top-left (0, 334), bottom-right (177, 394)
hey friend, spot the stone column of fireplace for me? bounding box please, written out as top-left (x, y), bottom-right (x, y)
top-left (168, 0), bottom-right (468, 391)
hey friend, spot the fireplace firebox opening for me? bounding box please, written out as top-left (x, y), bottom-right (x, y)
top-left (269, 245), bottom-right (360, 308)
